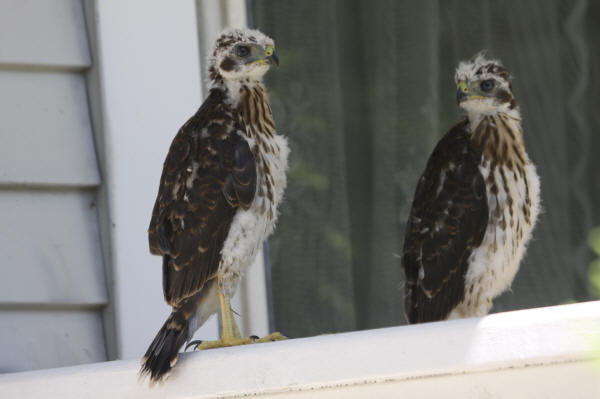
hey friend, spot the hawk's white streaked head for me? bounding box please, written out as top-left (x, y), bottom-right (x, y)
top-left (208, 28), bottom-right (278, 84)
top-left (455, 52), bottom-right (518, 121)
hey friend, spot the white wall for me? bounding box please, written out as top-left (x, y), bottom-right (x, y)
top-left (90, 0), bottom-right (273, 361)
top-left (90, 0), bottom-right (219, 360)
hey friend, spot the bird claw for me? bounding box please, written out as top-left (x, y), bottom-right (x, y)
top-left (184, 332), bottom-right (287, 351)
top-left (185, 340), bottom-right (203, 351)
top-left (251, 332), bottom-right (287, 343)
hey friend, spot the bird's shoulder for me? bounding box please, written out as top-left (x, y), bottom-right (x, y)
top-left (411, 119), bottom-right (482, 208)
top-left (402, 119), bottom-right (489, 323)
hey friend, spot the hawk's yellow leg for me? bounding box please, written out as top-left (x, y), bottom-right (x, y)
top-left (189, 282), bottom-right (286, 351)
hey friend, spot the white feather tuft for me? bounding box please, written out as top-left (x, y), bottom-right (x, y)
top-left (454, 51), bottom-right (505, 83)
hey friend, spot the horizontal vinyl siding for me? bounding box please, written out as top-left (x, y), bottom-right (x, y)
top-left (0, 309), bottom-right (106, 373)
top-left (0, 70), bottom-right (100, 186)
top-left (0, 190), bottom-right (107, 305)
top-left (0, 0), bottom-right (108, 372)
top-left (0, 0), bottom-right (90, 69)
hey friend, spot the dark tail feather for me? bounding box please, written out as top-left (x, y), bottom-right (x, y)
top-left (140, 308), bottom-right (190, 382)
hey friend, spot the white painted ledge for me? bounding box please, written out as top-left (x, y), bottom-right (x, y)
top-left (1, 302), bottom-right (599, 398)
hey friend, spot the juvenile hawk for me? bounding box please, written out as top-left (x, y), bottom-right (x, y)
top-left (402, 53), bottom-right (540, 323)
top-left (141, 28), bottom-right (289, 381)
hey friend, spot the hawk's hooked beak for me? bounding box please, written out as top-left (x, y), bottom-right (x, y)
top-left (265, 45), bottom-right (279, 66)
top-left (457, 80), bottom-right (469, 104)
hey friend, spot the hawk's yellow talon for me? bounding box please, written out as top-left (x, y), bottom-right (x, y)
top-left (253, 332), bottom-right (287, 343)
top-left (190, 332), bottom-right (286, 351)
top-left (188, 286), bottom-right (287, 351)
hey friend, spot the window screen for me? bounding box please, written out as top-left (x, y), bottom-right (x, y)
top-left (251, 0), bottom-right (600, 337)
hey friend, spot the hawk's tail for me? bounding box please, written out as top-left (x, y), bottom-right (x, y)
top-left (140, 306), bottom-right (191, 382)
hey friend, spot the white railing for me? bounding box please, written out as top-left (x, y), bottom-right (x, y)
top-left (1, 301), bottom-right (599, 398)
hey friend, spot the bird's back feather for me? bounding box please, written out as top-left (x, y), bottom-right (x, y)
top-left (148, 89), bottom-right (257, 307)
top-left (402, 120), bottom-right (488, 323)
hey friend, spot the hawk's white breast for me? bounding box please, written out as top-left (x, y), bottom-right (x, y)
top-left (449, 116), bottom-right (540, 319)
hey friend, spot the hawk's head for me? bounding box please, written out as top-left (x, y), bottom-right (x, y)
top-left (209, 28), bottom-right (278, 84)
top-left (454, 53), bottom-right (516, 118)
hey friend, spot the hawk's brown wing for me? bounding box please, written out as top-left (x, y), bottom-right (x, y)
top-left (402, 120), bottom-right (488, 323)
top-left (149, 89), bottom-right (256, 307)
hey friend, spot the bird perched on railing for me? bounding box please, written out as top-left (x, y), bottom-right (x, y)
top-left (141, 28), bottom-right (289, 382)
top-left (402, 53), bottom-right (540, 323)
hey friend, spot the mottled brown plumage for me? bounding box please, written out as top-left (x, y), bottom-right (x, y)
top-left (403, 54), bottom-right (540, 323)
top-left (141, 28), bottom-right (288, 382)
top-left (142, 88), bottom-right (258, 381)
top-left (148, 88), bottom-right (256, 307)
top-left (403, 120), bottom-right (488, 322)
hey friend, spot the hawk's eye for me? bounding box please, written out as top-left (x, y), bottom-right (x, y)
top-left (480, 79), bottom-right (495, 92)
top-left (236, 46), bottom-right (250, 57)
